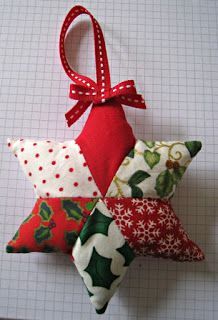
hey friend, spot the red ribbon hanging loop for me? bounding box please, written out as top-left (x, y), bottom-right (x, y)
top-left (59, 5), bottom-right (146, 127)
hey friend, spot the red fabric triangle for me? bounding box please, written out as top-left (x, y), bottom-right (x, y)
top-left (104, 197), bottom-right (205, 262)
top-left (6, 198), bottom-right (97, 254)
top-left (76, 100), bottom-right (136, 196)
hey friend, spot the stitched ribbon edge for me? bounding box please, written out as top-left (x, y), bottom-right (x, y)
top-left (59, 5), bottom-right (146, 127)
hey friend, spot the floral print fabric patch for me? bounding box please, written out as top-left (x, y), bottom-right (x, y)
top-left (106, 140), bottom-right (202, 199)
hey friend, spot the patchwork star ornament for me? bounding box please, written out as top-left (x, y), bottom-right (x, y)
top-left (6, 5), bottom-right (205, 314)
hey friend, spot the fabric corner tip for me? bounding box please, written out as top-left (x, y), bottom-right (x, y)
top-left (95, 302), bottom-right (108, 314)
top-left (7, 138), bottom-right (12, 147)
top-left (7, 138), bottom-right (23, 154)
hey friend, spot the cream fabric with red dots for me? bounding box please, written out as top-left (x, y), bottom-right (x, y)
top-left (8, 138), bottom-right (101, 198)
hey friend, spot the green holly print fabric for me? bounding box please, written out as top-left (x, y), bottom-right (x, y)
top-left (72, 199), bottom-right (135, 314)
top-left (106, 140), bottom-right (202, 199)
top-left (6, 197), bottom-right (98, 254)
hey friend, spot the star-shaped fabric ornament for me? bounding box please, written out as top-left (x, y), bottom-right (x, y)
top-left (6, 5), bottom-right (205, 314)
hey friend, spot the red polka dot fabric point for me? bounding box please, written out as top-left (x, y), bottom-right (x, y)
top-left (93, 191), bottom-right (98, 196)
top-left (7, 138), bottom-right (101, 198)
top-left (21, 148), bottom-right (24, 152)
top-left (59, 187), bottom-right (63, 192)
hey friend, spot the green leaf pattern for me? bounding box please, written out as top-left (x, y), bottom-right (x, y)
top-left (39, 202), bottom-right (53, 221)
top-left (85, 199), bottom-right (98, 211)
top-left (144, 150), bottom-right (160, 169)
top-left (65, 230), bottom-right (79, 247)
top-left (23, 213), bottom-right (34, 224)
top-left (34, 225), bottom-right (51, 244)
top-left (130, 185), bottom-right (144, 198)
top-left (62, 200), bottom-right (83, 220)
top-left (172, 166), bottom-right (186, 185)
top-left (144, 141), bottom-right (155, 148)
top-left (116, 242), bottom-right (135, 266)
top-left (79, 208), bottom-right (113, 245)
top-left (12, 230), bottom-right (19, 241)
top-left (155, 169), bottom-right (174, 198)
top-left (84, 247), bottom-right (119, 289)
top-left (128, 170), bottom-right (150, 186)
top-left (106, 140), bottom-right (201, 199)
top-left (128, 170), bottom-right (150, 197)
top-left (73, 200), bottom-right (135, 313)
top-left (185, 141), bottom-right (202, 158)
top-left (127, 148), bottom-right (135, 158)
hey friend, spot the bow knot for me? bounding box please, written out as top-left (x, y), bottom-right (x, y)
top-left (60, 5), bottom-right (146, 127)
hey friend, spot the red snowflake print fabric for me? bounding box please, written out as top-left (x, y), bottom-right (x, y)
top-left (104, 198), bottom-right (204, 261)
top-left (6, 197), bottom-right (98, 254)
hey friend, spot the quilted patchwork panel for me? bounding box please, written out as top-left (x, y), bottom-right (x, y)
top-left (6, 197), bottom-right (98, 254)
top-left (72, 199), bottom-right (135, 313)
top-left (104, 197), bottom-right (204, 262)
top-left (8, 139), bottom-right (101, 198)
top-left (106, 140), bottom-right (202, 199)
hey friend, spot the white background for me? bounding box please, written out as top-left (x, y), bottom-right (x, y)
top-left (0, 0), bottom-right (217, 319)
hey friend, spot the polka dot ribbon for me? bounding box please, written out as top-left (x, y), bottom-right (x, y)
top-left (60, 5), bottom-right (146, 127)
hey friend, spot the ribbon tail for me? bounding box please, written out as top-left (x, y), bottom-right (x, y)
top-left (65, 101), bottom-right (91, 127)
top-left (116, 94), bottom-right (146, 109)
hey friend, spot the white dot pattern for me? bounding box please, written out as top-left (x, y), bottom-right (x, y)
top-left (8, 138), bottom-right (101, 198)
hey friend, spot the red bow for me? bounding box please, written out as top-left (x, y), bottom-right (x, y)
top-left (60, 5), bottom-right (146, 127)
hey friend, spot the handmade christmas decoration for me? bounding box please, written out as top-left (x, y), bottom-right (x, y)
top-left (6, 5), bottom-right (204, 314)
